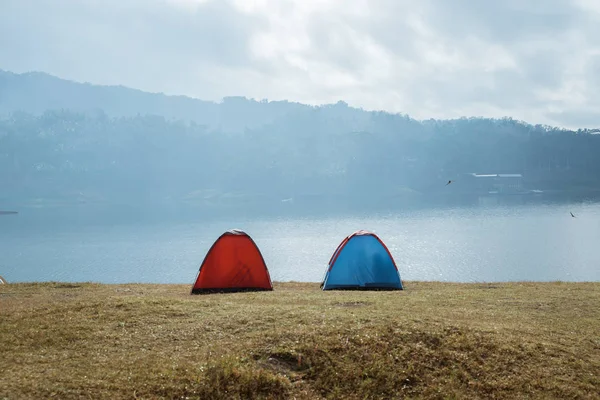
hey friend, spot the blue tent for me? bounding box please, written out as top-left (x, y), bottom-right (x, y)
top-left (321, 230), bottom-right (403, 290)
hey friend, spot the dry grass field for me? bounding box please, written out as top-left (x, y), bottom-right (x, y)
top-left (1, 281), bottom-right (599, 399)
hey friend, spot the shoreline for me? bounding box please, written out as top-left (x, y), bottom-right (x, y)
top-left (2, 280), bottom-right (600, 289)
top-left (2, 279), bottom-right (599, 285)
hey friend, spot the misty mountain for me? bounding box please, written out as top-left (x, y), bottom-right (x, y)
top-left (1, 69), bottom-right (600, 216)
top-left (0, 69), bottom-right (314, 133)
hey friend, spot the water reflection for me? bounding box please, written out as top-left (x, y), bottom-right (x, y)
top-left (1, 200), bottom-right (599, 284)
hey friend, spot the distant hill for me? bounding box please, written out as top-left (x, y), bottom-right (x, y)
top-left (0, 69), bottom-right (318, 132)
top-left (2, 68), bottom-right (600, 217)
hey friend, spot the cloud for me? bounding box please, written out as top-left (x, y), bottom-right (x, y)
top-left (1, 0), bottom-right (600, 128)
top-left (0, 0), bottom-right (264, 95)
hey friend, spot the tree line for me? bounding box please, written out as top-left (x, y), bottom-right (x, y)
top-left (1, 107), bottom-right (600, 211)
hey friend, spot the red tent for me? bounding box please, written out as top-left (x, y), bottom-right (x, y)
top-left (191, 229), bottom-right (273, 294)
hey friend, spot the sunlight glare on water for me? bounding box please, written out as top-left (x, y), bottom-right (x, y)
top-left (1, 202), bottom-right (599, 284)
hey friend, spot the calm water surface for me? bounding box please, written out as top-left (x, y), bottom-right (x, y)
top-left (1, 203), bottom-right (599, 284)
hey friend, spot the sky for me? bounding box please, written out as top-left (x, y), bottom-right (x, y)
top-left (1, 0), bottom-right (600, 129)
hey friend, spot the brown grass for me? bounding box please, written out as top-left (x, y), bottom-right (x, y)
top-left (0, 281), bottom-right (598, 399)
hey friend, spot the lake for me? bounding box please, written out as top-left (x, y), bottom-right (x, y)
top-left (1, 201), bottom-right (599, 284)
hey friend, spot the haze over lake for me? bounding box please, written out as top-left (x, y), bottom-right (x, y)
top-left (2, 201), bottom-right (599, 285)
top-left (2, 71), bottom-right (600, 286)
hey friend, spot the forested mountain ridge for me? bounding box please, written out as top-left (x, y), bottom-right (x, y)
top-left (0, 69), bottom-right (312, 133)
top-left (1, 70), bottom-right (600, 214)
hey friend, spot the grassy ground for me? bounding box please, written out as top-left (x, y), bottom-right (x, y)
top-left (1, 281), bottom-right (598, 399)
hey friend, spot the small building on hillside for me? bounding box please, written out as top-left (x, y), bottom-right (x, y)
top-left (463, 173), bottom-right (523, 194)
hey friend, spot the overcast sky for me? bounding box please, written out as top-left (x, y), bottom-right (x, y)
top-left (1, 0), bottom-right (600, 128)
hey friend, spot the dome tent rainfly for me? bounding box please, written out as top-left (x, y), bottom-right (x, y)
top-left (321, 230), bottom-right (403, 290)
top-left (191, 229), bottom-right (273, 294)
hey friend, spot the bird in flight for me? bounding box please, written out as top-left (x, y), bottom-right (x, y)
top-left (446, 180), bottom-right (452, 186)
top-left (570, 212), bottom-right (576, 218)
